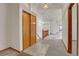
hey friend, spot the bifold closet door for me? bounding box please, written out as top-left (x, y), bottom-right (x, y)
top-left (30, 15), bottom-right (36, 46)
top-left (22, 11), bottom-right (30, 49)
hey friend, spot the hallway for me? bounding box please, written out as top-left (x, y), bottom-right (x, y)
top-left (0, 3), bottom-right (78, 56)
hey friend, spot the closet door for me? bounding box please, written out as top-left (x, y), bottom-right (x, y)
top-left (22, 11), bottom-right (30, 49)
top-left (30, 15), bottom-right (36, 46)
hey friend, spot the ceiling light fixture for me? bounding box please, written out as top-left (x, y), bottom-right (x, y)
top-left (44, 3), bottom-right (48, 8)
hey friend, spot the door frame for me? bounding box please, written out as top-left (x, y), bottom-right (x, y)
top-left (68, 3), bottom-right (74, 54)
top-left (68, 3), bottom-right (78, 55)
top-left (77, 3), bottom-right (78, 56)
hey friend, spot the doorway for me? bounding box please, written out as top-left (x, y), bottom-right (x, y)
top-left (68, 3), bottom-right (78, 55)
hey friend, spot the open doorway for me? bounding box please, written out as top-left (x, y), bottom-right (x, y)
top-left (68, 3), bottom-right (78, 56)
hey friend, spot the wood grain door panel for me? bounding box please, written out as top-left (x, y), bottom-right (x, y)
top-left (30, 15), bottom-right (36, 46)
top-left (42, 30), bottom-right (48, 39)
top-left (22, 11), bottom-right (30, 49)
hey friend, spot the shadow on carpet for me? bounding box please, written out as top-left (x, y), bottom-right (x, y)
top-left (17, 52), bottom-right (32, 56)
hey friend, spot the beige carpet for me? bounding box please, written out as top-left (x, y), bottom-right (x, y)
top-left (0, 48), bottom-right (19, 56)
top-left (17, 52), bottom-right (32, 56)
top-left (42, 39), bottom-right (68, 56)
top-left (0, 48), bottom-right (32, 56)
top-left (23, 42), bottom-right (49, 56)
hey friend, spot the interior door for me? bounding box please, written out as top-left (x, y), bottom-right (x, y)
top-left (30, 15), bottom-right (36, 46)
top-left (22, 11), bottom-right (30, 49)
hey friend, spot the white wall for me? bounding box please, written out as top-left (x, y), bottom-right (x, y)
top-left (72, 4), bottom-right (77, 40)
top-left (62, 9), bottom-right (68, 49)
top-left (50, 10), bottom-right (62, 35)
top-left (0, 4), bottom-right (9, 50)
top-left (46, 9), bottom-right (62, 40)
top-left (36, 18), bottom-right (43, 38)
top-left (72, 4), bottom-right (77, 55)
top-left (0, 3), bottom-right (23, 51)
top-left (62, 4), bottom-right (69, 50)
top-left (8, 4), bottom-right (20, 51)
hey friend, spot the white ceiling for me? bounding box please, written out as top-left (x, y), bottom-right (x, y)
top-left (31, 3), bottom-right (64, 9)
top-left (31, 3), bottom-right (65, 23)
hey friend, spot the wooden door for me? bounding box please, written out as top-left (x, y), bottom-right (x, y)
top-left (30, 15), bottom-right (36, 46)
top-left (22, 11), bottom-right (30, 49)
top-left (42, 30), bottom-right (48, 39)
